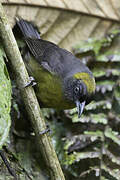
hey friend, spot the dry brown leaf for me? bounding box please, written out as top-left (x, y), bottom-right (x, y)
top-left (3, 0), bottom-right (120, 20)
top-left (2, 0), bottom-right (120, 51)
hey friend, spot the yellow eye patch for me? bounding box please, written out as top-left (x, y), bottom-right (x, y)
top-left (74, 72), bottom-right (96, 94)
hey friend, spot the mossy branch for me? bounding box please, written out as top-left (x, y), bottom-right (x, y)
top-left (0, 3), bottom-right (65, 180)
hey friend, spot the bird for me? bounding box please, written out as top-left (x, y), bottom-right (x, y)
top-left (13, 19), bottom-right (95, 118)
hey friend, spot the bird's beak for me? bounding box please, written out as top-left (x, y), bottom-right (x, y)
top-left (76, 100), bottom-right (86, 118)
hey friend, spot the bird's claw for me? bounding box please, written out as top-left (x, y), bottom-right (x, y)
top-left (24, 76), bottom-right (37, 88)
top-left (39, 126), bottom-right (50, 135)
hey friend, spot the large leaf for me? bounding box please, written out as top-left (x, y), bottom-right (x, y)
top-left (2, 0), bottom-right (120, 52)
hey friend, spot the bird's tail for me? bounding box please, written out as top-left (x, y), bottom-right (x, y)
top-left (15, 18), bottom-right (40, 39)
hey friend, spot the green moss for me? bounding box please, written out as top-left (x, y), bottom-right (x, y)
top-left (0, 48), bottom-right (11, 149)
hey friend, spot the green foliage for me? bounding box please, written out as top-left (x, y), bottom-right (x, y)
top-left (51, 29), bottom-right (120, 179)
top-left (0, 47), bottom-right (11, 149)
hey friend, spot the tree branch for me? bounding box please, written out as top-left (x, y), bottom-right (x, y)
top-left (0, 3), bottom-right (65, 180)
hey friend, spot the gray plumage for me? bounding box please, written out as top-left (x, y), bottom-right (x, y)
top-left (16, 19), bottom-right (93, 79)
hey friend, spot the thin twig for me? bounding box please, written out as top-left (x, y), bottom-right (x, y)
top-left (3, 146), bottom-right (33, 180)
top-left (0, 150), bottom-right (17, 180)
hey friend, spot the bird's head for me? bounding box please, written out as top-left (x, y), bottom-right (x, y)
top-left (63, 72), bottom-right (95, 117)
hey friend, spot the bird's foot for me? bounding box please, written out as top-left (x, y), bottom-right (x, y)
top-left (25, 76), bottom-right (37, 88)
top-left (39, 126), bottom-right (50, 135)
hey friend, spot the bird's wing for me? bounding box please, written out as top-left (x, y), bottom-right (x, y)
top-left (24, 38), bottom-right (89, 78)
top-left (25, 38), bottom-right (66, 75)
top-left (25, 38), bottom-right (57, 58)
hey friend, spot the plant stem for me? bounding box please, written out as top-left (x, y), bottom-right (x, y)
top-left (0, 3), bottom-right (65, 180)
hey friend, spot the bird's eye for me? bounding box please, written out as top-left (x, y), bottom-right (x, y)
top-left (74, 87), bottom-right (79, 94)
